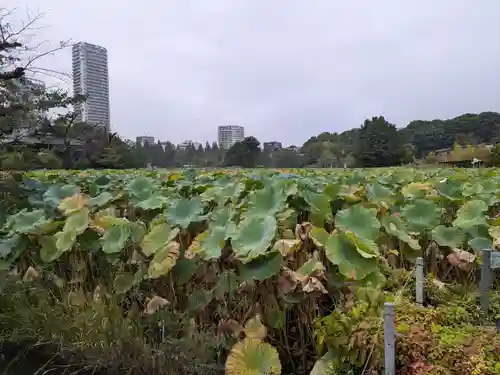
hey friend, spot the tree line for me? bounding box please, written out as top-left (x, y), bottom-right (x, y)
top-left (2, 9), bottom-right (500, 170)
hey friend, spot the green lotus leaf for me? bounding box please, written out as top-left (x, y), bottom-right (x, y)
top-left (366, 182), bottom-right (395, 205)
top-left (8, 209), bottom-right (48, 234)
top-left (39, 236), bottom-right (65, 262)
top-left (101, 225), bottom-right (130, 254)
top-left (87, 192), bottom-right (114, 208)
top-left (247, 186), bottom-right (287, 218)
top-left (452, 200), bottom-right (488, 230)
top-left (432, 225), bottom-right (465, 248)
top-left (200, 226), bottom-right (229, 260)
top-left (362, 270), bottom-right (387, 287)
top-left (43, 184), bottom-right (79, 207)
top-left (302, 191), bottom-right (332, 220)
top-left (63, 208), bottom-right (89, 235)
top-left (0, 234), bottom-right (24, 258)
top-left (309, 227), bottom-right (330, 248)
top-left (214, 270), bottom-right (238, 299)
top-left (310, 350), bottom-right (337, 375)
top-left (113, 271), bottom-right (135, 294)
top-left (166, 197), bottom-right (204, 229)
top-left (335, 204), bottom-right (380, 241)
top-left (468, 237), bottom-right (493, 252)
top-left (54, 229), bottom-right (77, 253)
top-left (344, 231), bottom-right (380, 258)
top-left (240, 251), bottom-right (283, 282)
top-left (127, 176), bottom-right (154, 200)
top-left (436, 179), bottom-right (463, 201)
top-left (147, 241), bottom-right (180, 279)
top-left (401, 199), bottom-right (441, 232)
top-left (325, 232), bottom-right (378, 280)
top-left (225, 338), bottom-right (281, 375)
top-left (135, 195), bottom-right (170, 210)
top-left (141, 223), bottom-right (179, 257)
top-left (231, 216), bottom-right (277, 262)
top-left (129, 221), bottom-right (147, 244)
top-left (172, 257), bottom-right (199, 285)
top-left (380, 215), bottom-right (421, 250)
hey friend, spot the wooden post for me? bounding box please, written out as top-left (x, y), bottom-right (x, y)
top-left (480, 249), bottom-right (492, 316)
top-left (384, 302), bottom-right (395, 375)
top-left (416, 257), bottom-right (424, 306)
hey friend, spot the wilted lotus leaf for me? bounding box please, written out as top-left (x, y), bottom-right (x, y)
top-left (272, 238), bottom-right (300, 256)
top-left (277, 267), bottom-right (301, 295)
top-left (335, 204), bottom-right (380, 241)
top-left (244, 314), bottom-right (267, 340)
top-left (147, 241), bottom-right (180, 279)
top-left (141, 223), bottom-right (179, 257)
top-left (67, 291), bottom-right (87, 306)
top-left (93, 284), bottom-right (105, 302)
top-left (22, 266), bottom-right (39, 282)
top-left (302, 277), bottom-right (327, 294)
top-left (225, 338), bottom-right (281, 375)
top-left (447, 248), bottom-right (476, 270)
top-left (91, 207), bottom-right (118, 233)
top-left (488, 226), bottom-right (500, 249)
top-left (452, 200), bottom-right (488, 230)
top-left (114, 271), bottom-right (135, 294)
top-left (144, 295), bottom-right (169, 315)
top-left (295, 222), bottom-right (313, 241)
top-left (401, 182), bottom-right (432, 199)
top-left (185, 230), bottom-right (208, 259)
top-left (432, 225), bottom-right (465, 248)
top-left (218, 319), bottom-right (244, 338)
top-left (296, 251), bottom-right (325, 278)
top-left (59, 193), bottom-right (88, 215)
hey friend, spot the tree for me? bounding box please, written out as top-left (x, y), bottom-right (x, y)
top-left (224, 136), bottom-right (261, 167)
top-left (355, 116), bottom-right (403, 167)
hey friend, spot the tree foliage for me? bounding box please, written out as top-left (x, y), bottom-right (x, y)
top-left (355, 116), bottom-right (403, 167)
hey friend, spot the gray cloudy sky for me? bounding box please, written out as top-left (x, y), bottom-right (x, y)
top-left (7, 0), bottom-right (500, 146)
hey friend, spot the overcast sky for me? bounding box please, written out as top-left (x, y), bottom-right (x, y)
top-left (7, 0), bottom-right (500, 146)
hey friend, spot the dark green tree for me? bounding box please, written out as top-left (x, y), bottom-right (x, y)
top-left (224, 136), bottom-right (261, 167)
top-left (355, 116), bottom-right (403, 167)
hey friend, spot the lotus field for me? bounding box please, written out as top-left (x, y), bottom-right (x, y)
top-left (1, 168), bottom-right (500, 375)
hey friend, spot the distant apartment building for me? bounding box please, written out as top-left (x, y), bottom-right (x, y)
top-left (218, 125), bottom-right (244, 150)
top-left (263, 141), bottom-right (283, 153)
top-left (72, 42), bottom-right (110, 129)
top-left (136, 136), bottom-right (155, 146)
top-left (178, 140), bottom-right (202, 150)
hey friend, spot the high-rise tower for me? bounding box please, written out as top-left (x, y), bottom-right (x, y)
top-left (72, 42), bottom-right (110, 129)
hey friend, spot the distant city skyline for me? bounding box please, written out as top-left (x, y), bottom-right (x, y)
top-left (72, 41), bottom-right (110, 129)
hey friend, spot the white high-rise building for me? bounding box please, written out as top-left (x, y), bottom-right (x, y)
top-left (72, 42), bottom-right (110, 129)
top-left (218, 125), bottom-right (244, 149)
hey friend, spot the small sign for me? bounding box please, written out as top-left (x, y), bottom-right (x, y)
top-left (491, 251), bottom-right (500, 269)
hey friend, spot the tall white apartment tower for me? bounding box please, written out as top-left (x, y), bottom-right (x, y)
top-left (218, 125), bottom-right (245, 149)
top-left (72, 42), bottom-right (110, 129)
